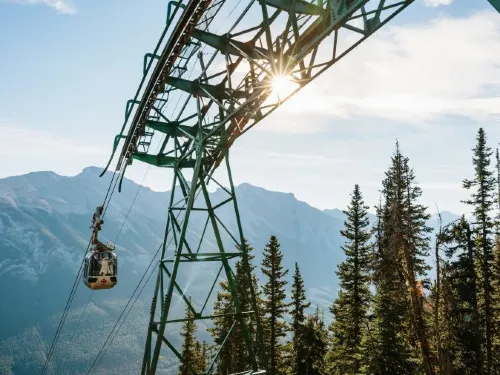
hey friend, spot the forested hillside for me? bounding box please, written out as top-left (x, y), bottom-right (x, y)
top-left (2, 127), bottom-right (496, 374)
top-left (178, 127), bottom-right (500, 375)
top-left (0, 167), bottom-right (349, 374)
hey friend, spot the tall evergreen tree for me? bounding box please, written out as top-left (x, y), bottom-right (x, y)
top-left (209, 280), bottom-right (237, 374)
top-left (289, 262), bottom-right (310, 374)
top-left (400, 149), bottom-right (434, 375)
top-left (433, 210), bottom-right (445, 373)
top-left (492, 149), bottom-right (500, 370)
top-left (233, 240), bottom-right (264, 369)
top-left (493, 236), bottom-right (500, 372)
top-left (302, 308), bottom-right (328, 375)
top-left (261, 235), bottom-right (290, 375)
top-left (209, 241), bottom-right (262, 373)
top-left (366, 143), bottom-right (433, 374)
top-left (327, 184), bottom-right (372, 374)
top-left (439, 217), bottom-right (483, 374)
top-left (191, 341), bottom-right (209, 373)
top-left (179, 300), bottom-right (198, 375)
top-left (463, 127), bottom-right (496, 374)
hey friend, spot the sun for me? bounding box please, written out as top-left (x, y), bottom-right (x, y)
top-left (271, 75), bottom-right (298, 100)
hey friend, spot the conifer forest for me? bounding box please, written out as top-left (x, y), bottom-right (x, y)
top-left (177, 127), bottom-right (500, 375)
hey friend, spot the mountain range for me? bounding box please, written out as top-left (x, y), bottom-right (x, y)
top-left (0, 167), bottom-right (459, 374)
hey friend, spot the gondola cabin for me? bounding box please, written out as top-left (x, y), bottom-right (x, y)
top-left (83, 251), bottom-right (117, 290)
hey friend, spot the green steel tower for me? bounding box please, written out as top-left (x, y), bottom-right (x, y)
top-left (97, 0), bottom-right (500, 373)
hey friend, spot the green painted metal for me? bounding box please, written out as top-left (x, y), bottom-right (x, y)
top-left (191, 29), bottom-right (270, 59)
top-left (131, 153), bottom-right (196, 168)
top-left (139, 108), bottom-right (261, 374)
top-left (146, 119), bottom-right (197, 138)
top-left (165, 76), bottom-right (248, 100)
top-left (487, 0), bottom-right (500, 13)
top-left (143, 54), bottom-right (161, 76)
top-left (167, 1), bottom-right (185, 25)
top-left (265, 0), bottom-right (325, 15)
top-left (101, 0), bottom-right (425, 374)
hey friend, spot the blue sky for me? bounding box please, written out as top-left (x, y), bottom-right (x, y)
top-left (0, 0), bottom-right (499, 215)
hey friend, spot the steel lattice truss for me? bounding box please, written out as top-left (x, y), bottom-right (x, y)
top-left (488, 0), bottom-right (500, 13)
top-left (99, 0), bottom-right (419, 374)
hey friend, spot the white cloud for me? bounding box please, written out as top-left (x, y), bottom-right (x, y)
top-left (0, 124), bottom-right (106, 179)
top-left (264, 151), bottom-right (362, 165)
top-left (0, 126), bottom-right (102, 156)
top-left (276, 10), bottom-right (500, 124)
top-left (8, 0), bottom-right (76, 14)
top-left (424, 0), bottom-right (453, 7)
top-left (253, 113), bottom-right (332, 134)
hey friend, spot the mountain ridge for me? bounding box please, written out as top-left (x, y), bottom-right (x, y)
top-left (0, 166), bottom-right (460, 374)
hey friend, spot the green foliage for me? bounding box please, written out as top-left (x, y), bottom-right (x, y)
top-left (209, 280), bottom-right (237, 374)
top-left (261, 235), bottom-right (290, 375)
top-left (326, 184), bottom-right (372, 374)
top-left (463, 127), bottom-right (496, 373)
top-left (492, 149), bottom-right (500, 370)
top-left (366, 143), bottom-right (432, 375)
top-left (179, 300), bottom-right (198, 375)
top-left (492, 238), bottom-right (500, 370)
top-left (289, 262), bottom-right (310, 374)
top-left (191, 341), bottom-right (209, 374)
top-left (439, 217), bottom-right (483, 374)
top-left (302, 308), bottom-right (328, 375)
top-left (10, 128), bottom-right (500, 375)
top-left (208, 240), bottom-right (263, 373)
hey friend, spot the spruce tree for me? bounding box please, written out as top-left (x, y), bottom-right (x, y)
top-left (492, 237), bottom-right (500, 372)
top-left (463, 127), bottom-right (496, 373)
top-left (439, 217), bottom-right (483, 374)
top-left (191, 341), bottom-right (208, 373)
top-left (327, 184), bottom-right (372, 374)
top-left (261, 235), bottom-right (290, 375)
top-left (289, 262), bottom-right (310, 374)
top-left (492, 149), bottom-right (500, 370)
top-left (302, 307), bottom-right (328, 375)
top-left (179, 300), bottom-right (198, 375)
top-left (233, 240), bottom-right (263, 370)
top-left (209, 281), bottom-right (238, 374)
top-left (366, 143), bottom-right (432, 374)
top-left (433, 210), bottom-right (445, 373)
top-left (400, 150), bottom-right (434, 374)
top-left (209, 241), bottom-right (263, 373)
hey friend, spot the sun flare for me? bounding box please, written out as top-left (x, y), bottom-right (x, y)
top-left (271, 75), bottom-right (298, 99)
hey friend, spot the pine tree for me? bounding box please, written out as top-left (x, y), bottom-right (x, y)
top-left (463, 127), bottom-right (496, 374)
top-left (302, 307), bottom-right (328, 375)
top-left (492, 148), bottom-right (500, 371)
top-left (191, 341), bottom-right (208, 373)
top-left (209, 280), bottom-right (238, 374)
top-left (439, 217), bottom-right (483, 374)
top-left (327, 184), bottom-right (372, 374)
top-left (366, 143), bottom-right (432, 374)
top-left (289, 262), bottom-right (310, 374)
top-left (209, 241), bottom-right (263, 373)
top-left (261, 235), bottom-right (290, 375)
top-left (433, 210), bottom-right (445, 373)
top-left (493, 237), bottom-right (500, 372)
top-left (179, 300), bottom-right (198, 375)
top-left (233, 240), bottom-right (263, 370)
top-left (400, 150), bottom-right (434, 375)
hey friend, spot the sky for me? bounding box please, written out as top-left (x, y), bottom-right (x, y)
top-left (0, 0), bottom-right (499, 216)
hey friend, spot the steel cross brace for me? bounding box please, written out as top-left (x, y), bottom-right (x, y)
top-left (487, 0), bottom-right (500, 13)
top-left (106, 0), bottom-right (414, 179)
top-left (140, 101), bottom-right (266, 374)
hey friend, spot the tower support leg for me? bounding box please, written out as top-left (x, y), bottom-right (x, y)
top-left (141, 121), bottom-right (266, 375)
